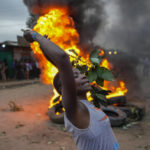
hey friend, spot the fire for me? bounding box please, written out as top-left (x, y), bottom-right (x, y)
top-left (100, 58), bottom-right (111, 70)
top-left (31, 7), bottom-right (80, 84)
top-left (30, 7), bottom-right (128, 110)
top-left (99, 49), bottom-right (105, 56)
top-left (86, 91), bottom-right (93, 102)
top-left (30, 7), bottom-right (83, 109)
top-left (99, 52), bottom-right (128, 99)
top-left (102, 80), bottom-right (128, 99)
top-left (49, 89), bottom-right (61, 109)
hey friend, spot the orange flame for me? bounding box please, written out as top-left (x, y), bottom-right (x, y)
top-left (100, 55), bottom-right (128, 98)
top-left (99, 49), bottom-right (105, 56)
top-left (30, 7), bottom-right (82, 109)
top-left (30, 7), bottom-right (128, 109)
top-left (100, 58), bottom-right (111, 70)
top-left (102, 80), bottom-right (128, 99)
top-left (31, 7), bottom-right (80, 84)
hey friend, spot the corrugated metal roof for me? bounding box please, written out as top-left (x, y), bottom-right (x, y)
top-left (0, 36), bottom-right (30, 48)
top-left (3, 41), bottom-right (18, 46)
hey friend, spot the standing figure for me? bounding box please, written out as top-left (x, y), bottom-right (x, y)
top-left (12, 59), bottom-right (18, 79)
top-left (1, 61), bottom-right (7, 81)
top-left (0, 60), bottom-right (2, 80)
top-left (25, 62), bottom-right (31, 79)
top-left (4, 59), bottom-right (8, 79)
top-left (24, 30), bottom-right (120, 150)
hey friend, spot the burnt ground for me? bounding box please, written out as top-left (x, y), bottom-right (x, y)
top-left (0, 75), bottom-right (150, 150)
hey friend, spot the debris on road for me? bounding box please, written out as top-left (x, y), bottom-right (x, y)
top-left (8, 101), bottom-right (23, 112)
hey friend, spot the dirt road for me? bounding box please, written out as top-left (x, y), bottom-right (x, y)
top-left (0, 82), bottom-right (150, 150)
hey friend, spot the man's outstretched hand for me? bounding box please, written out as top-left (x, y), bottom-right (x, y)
top-left (22, 29), bottom-right (36, 43)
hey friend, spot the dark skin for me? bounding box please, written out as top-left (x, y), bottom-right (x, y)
top-left (24, 30), bottom-right (91, 129)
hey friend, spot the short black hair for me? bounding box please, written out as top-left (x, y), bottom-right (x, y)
top-left (53, 73), bottom-right (62, 94)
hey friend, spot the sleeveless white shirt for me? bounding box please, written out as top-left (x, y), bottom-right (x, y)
top-left (64, 100), bottom-right (120, 150)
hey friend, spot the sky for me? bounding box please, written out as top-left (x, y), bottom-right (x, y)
top-left (0, 0), bottom-right (150, 56)
top-left (0, 0), bottom-right (29, 42)
top-left (0, 0), bottom-right (115, 43)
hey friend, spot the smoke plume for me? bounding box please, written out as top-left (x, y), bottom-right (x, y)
top-left (24, 0), bottom-right (150, 55)
top-left (94, 0), bottom-right (150, 56)
top-left (23, 0), bottom-right (105, 52)
top-left (24, 0), bottom-right (148, 98)
top-left (93, 0), bottom-right (150, 98)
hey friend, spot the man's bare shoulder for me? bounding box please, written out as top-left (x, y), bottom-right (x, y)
top-left (66, 101), bottom-right (90, 129)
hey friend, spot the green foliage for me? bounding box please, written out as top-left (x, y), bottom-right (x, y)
top-left (90, 86), bottom-right (109, 108)
top-left (95, 93), bottom-right (106, 102)
top-left (69, 49), bottom-right (116, 107)
top-left (96, 78), bottom-right (104, 87)
top-left (90, 49), bottom-right (102, 65)
top-left (88, 50), bottom-right (114, 86)
top-left (87, 68), bottom-right (97, 82)
top-left (97, 67), bottom-right (114, 81)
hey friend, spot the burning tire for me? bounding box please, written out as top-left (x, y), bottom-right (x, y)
top-left (48, 96), bottom-right (64, 124)
top-left (101, 106), bottom-right (127, 127)
top-left (48, 107), bottom-right (64, 124)
top-left (116, 103), bottom-right (145, 120)
top-left (106, 96), bottom-right (126, 105)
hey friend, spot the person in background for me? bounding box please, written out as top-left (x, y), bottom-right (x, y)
top-left (1, 61), bottom-right (7, 81)
top-left (4, 59), bottom-right (9, 79)
top-left (16, 60), bottom-right (25, 80)
top-left (25, 61), bottom-right (32, 79)
top-left (0, 60), bottom-right (2, 80)
top-left (35, 61), bottom-right (40, 78)
top-left (12, 59), bottom-right (18, 79)
top-left (23, 30), bottom-right (120, 150)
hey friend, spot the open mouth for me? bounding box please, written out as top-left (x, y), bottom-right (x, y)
top-left (81, 80), bottom-right (89, 86)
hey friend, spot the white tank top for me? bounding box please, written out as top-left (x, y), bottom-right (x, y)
top-left (64, 100), bottom-right (120, 150)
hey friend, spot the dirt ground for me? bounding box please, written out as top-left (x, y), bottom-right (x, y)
top-left (0, 77), bottom-right (150, 150)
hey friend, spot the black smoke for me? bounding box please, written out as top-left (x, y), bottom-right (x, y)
top-left (23, 0), bottom-right (105, 52)
top-left (23, 0), bottom-right (148, 98)
top-left (93, 0), bottom-right (150, 99)
top-left (95, 0), bottom-right (150, 57)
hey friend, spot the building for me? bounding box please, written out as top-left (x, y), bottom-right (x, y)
top-left (0, 36), bottom-right (33, 78)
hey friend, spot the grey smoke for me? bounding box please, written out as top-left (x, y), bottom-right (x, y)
top-left (23, 0), bottom-right (148, 97)
top-left (23, 0), bottom-right (150, 55)
top-left (23, 0), bottom-right (105, 52)
top-left (94, 0), bottom-right (150, 56)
